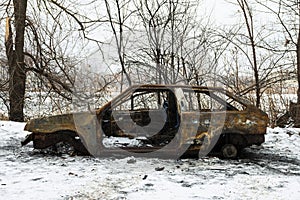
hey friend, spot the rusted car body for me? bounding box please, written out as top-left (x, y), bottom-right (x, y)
top-left (22, 85), bottom-right (269, 158)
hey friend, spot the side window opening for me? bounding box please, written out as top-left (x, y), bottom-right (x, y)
top-left (213, 91), bottom-right (246, 111)
top-left (183, 90), bottom-right (223, 111)
top-left (112, 90), bottom-right (169, 112)
top-left (183, 89), bottom-right (246, 112)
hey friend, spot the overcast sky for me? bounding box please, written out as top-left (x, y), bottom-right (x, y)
top-left (202, 0), bottom-right (238, 25)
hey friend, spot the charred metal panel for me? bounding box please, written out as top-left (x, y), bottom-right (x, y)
top-left (24, 114), bottom-right (76, 134)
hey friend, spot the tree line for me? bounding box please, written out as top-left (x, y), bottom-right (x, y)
top-left (0, 0), bottom-right (299, 126)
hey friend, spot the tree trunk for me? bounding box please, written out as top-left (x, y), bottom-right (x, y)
top-left (7, 0), bottom-right (28, 122)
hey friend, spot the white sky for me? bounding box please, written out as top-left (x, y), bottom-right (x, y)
top-left (201, 0), bottom-right (239, 25)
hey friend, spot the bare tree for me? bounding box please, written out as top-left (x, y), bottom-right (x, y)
top-left (1, 0), bottom-right (108, 121)
top-left (257, 0), bottom-right (300, 103)
top-left (236, 0), bottom-right (261, 107)
top-left (212, 0), bottom-right (287, 110)
top-left (249, 0), bottom-right (300, 125)
top-left (132, 0), bottom-right (205, 84)
top-left (5, 1), bottom-right (27, 122)
top-left (104, 0), bottom-right (133, 90)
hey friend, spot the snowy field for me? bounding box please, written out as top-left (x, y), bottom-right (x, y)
top-left (1, 121), bottom-right (300, 200)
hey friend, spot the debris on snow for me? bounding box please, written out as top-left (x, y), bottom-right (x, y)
top-left (127, 157), bottom-right (137, 164)
top-left (154, 167), bottom-right (165, 171)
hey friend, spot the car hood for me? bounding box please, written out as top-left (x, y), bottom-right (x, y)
top-left (24, 112), bottom-right (98, 134)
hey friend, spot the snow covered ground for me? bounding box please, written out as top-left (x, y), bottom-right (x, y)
top-left (1, 121), bottom-right (300, 200)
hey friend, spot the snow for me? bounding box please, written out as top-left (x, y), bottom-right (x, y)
top-left (102, 137), bottom-right (144, 148)
top-left (1, 121), bottom-right (300, 200)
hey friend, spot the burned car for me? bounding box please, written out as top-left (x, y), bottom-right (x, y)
top-left (22, 85), bottom-right (269, 158)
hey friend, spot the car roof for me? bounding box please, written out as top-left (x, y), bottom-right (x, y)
top-left (128, 84), bottom-right (252, 106)
top-left (130, 84), bottom-right (224, 91)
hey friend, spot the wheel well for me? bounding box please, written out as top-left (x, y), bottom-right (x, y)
top-left (55, 130), bottom-right (90, 155)
top-left (33, 130), bottom-right (90, 155)
top-left (217, 132), bottom-right (247, 149)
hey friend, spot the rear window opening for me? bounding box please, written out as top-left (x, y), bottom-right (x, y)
top-left (182, 89), bottom-right (246, 112)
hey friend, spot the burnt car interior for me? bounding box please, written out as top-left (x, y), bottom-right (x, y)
top-left (101, 89), bottom-right (180, 146)
top-left (100, 87), bottom-right (246, 148)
